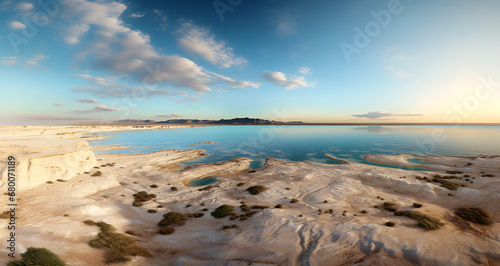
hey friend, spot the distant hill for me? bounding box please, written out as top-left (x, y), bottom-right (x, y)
top-left (156, 119), bottom-right (215, 124)
top-left (113, 117), bottom-right (303, 125)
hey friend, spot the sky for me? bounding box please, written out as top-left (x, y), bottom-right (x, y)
top-left (1, 0), bottom-right (500, 125)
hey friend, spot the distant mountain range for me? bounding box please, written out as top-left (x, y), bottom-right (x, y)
top-left (115, 117), bottom-right (304, 125)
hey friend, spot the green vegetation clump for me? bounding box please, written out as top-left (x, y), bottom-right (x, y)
top-left (159, 212), bottom-right (190, 227)
top-left (132, 191), bottom-right (156, 207)
top-left (158, 227), bottom-right (175, 235)
top-left (455, 207), bottom-right (493, 225)
top-left (246, 185), bottom-right (268, 195)
top-left (147, 209), bottom-right (157, 213)
top-left (7, 247), bottom-right (65, 266)
top-left (251, 205), bottom-right (269, 209)
top-left (394, 211), bottom-right (445, 230)
top-left (84, 220), bottom-right (96, 226)
top-left (383, 202), bottom-right (398, 212)
top-left (432, 178), bottom-right (460, 190)
top-left (211, 205), bottom-right (235, 218)
top-left (413, 203), bottom-right (423, 208)
top-left (222, 224), bottom-right (240, 230)
top-left (88, 223), bottom-right (151, 264)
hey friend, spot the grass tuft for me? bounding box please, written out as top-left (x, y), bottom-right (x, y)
top-left (7, 247), bottom-right (65, 266)
top-left (246, 185), bottom-right (268, 195)
top-left (211, 205), bottom-right (235, 218)
top-left (455, 207), bottom-right (493, 225)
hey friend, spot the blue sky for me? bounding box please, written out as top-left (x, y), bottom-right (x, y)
top-left (1, 0), bottom-right (500, 124)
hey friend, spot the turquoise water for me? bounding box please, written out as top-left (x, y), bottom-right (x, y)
top-left (88, 125), bottom-right (500, 169)
top-left (407, 158), bottom-right (436, 165)
top-left (187, 176), bottom-right (218, 186)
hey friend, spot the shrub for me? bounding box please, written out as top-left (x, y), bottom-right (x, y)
top-left (159, 212), bottom-right (190, 227)
top-left (7, 247), bottom-right (65, 266)
top-left (383, 202), bottom-right (398, 212)
top-left (394, 211), bottom-right (445, 230)
top-left (96, 222), bottom-right (117, 232)
top-left (91, 171), bottom-right (102, 177)
top-left (193, 212), bottom-right (204, 218)
top-left (211, 205), bottom-right (235, 218)
top-left (290, 199), bottom-right (299, 203)
top-left (171, 187), bottom-right (178, 191)
top-left (251, 205), bottom-right (269, 209)
top-left (229, 214), bottom-right (240, 220)
top-left (360, 210), bottom-right (367, 214)
top-left (132, 201), bottom-right (144, 207)
top-left (46, 181), bottom-right (53, 184)
top-left (432, 178), bottom-right (460, 190)
top-left (150, 184), bottom-right (158, 188)
top-left (222, 224), bottom-right (240, 230)
top-left (413, 203), bottom-right (423, 208)
top-left (385, 221), bottom-right (395, 227)
top-left (275, 204), bottom-right (283, 209)
top-left (237, 182), bottom-right (245, 186)
top-left (246, 185), bottom-right (268, 195)
top-left (84, 220), bottom-right (96, 226)
top-left (455, 208), bottom-right (492, 225)
top-left (158, 227), bottom-right (175, 235)
top-left (240, 204), bottom-right (250, 212)
top-left (198, 185), bottom-right (213, 191)
top-left (88, 223), bottom-right (151, 264)
top-left (147, 209), bottom-right (157, 213)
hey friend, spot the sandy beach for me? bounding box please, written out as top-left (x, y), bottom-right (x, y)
top-left (0, 126), bottom-right (499, 265)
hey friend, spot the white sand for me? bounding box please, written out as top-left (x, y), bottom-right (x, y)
top-left (0, 126), bottom-right (499, 265)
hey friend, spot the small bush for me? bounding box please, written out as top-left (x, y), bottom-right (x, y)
top-left (237, 182), bottom-right (245, 186)
top-left (211, 205), bottom-right (235, 218)
top-left (147, 209), bottom-right (157, 213)
top-left (96, 222), bottom-right (117, 232)
top-left (251, 205), bottom-right (269, 209)
top-left (385, 221), bottom-right (395, 227)
top-left (246, 185), bottom-right (268, 195)
top-left (394, 211), bottom-right (445, 230)
top-left (150, 184), bottom-right (158, 188)
top-left (91, 171), bottom-right (102, 177)
top-left (159, 212), bottom-right (190, 227)
top-left (275, 204), bottom-right (283, 209)
top-left (455, 208), bottom-right (492, 225)
top-left (360, 210), bottom-right (367, 214)
top-left (383, 202), bottom-right (398, 212)
top-left (46, 181), bottom-right (53, 184)
top-left (158, 227), bottom-right (175, 235)
top-left (198, 185), bottom-right (213, 191)
top-left (132, 201), bottom-right (144, 207)
top-left (222, 224), bottom-right (240, 230)
top-left (84, 220), bottom-right (96, 226)
top-left (413, 203), bottom-right (423, 208)
top-left (171, 187), bottom-right (178, 191)
top-left (240, 204), bottom-right (250, 212)
top-left (7, 247), bottom-right (65, 266)
top-left (290, 199), bottom-right (299, 204)
top-left (482, 174), bottom-right (494, 177)
top-left (432, 178), bottom-right (460, 190)
top-left (229, 214), bottom-right (240, 220)
top-left (193, 212), bottom-right (204, 218)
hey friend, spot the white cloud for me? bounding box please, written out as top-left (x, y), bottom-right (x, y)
top-left (176, 21), bottom-right (247, 68)
top-left (298, 67), bottom-right (310, 74)
top-left (379, 46), bottom-right (409, 79)
top-left (19, 114), bottom-right (97, 121)
top-left (53, 102), bottom-right (65, 106)
top-left (16, 2), bottom-right (33, 11)
top-left (212, 73), bottom-right (260, 88)
top-left (156, 113), bottom-right (182, 118)
top-left (263, 71), bottom-right (310, 90)
top-left (64, 24), bottom-right (90, 44)
top-left (72, 104), bottom-right (121, 113)
top-left (25, 60), bottom-right (37, 66)
top-left (24, 55), bottom-right (48, 67)
top-left (351, 111), bottom-right (423, 119)
top-left (9, 21), bottom-right (26, 29)
top-left (130, 12), bottom-right (144, 18)
top-left (153, 9), bottom-right (167, 30)
top-left (75, 98), bottom-right (99, 104)
top-left (1, 60), bottom-right (17, 65)
top-left (75, 73), bottom-right (111, 86)
top-left (60, 0), bottom-right (212, 92)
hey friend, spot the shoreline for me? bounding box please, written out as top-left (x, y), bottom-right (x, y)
top-left (0, 126), bottom-right (499, 265)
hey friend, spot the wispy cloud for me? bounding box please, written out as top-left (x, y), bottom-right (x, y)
top-left (16, 2), bottom-right (33, 11)
top-left (351, 111), bottom-right (423, 119)
top-left (20, 115), bottom-right (97, 121)
top-left (72, 105), bottom-right (121, 113)
top-left (274, 16), bottom-right (297, 37)
top-left (176, 21), bottom-right (247, 68)
top-left (263, 71), bottom-right (311, 90)
top-left (298, 67), bottom-right (310, 74)
top-left (75, 98), bottom-right (99, 104)
top-left (52, 102), bottom-right (65, 106)
top-left (156, 113), bottom-right (182, 118)
top-left (379, 46), bottom-right (409, 79)
top-left (211, 73), bottom-right (260, 88)
top-left (153, 9), bottom-right (167, 30)
top-left (130, 12), bottom-right (145, 18)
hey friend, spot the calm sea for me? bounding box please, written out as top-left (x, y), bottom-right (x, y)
top-left (87, 125), bottom-right (500, 169)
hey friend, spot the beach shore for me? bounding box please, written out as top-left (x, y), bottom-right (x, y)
top-left (0, 126), bottom-right (499, 265)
